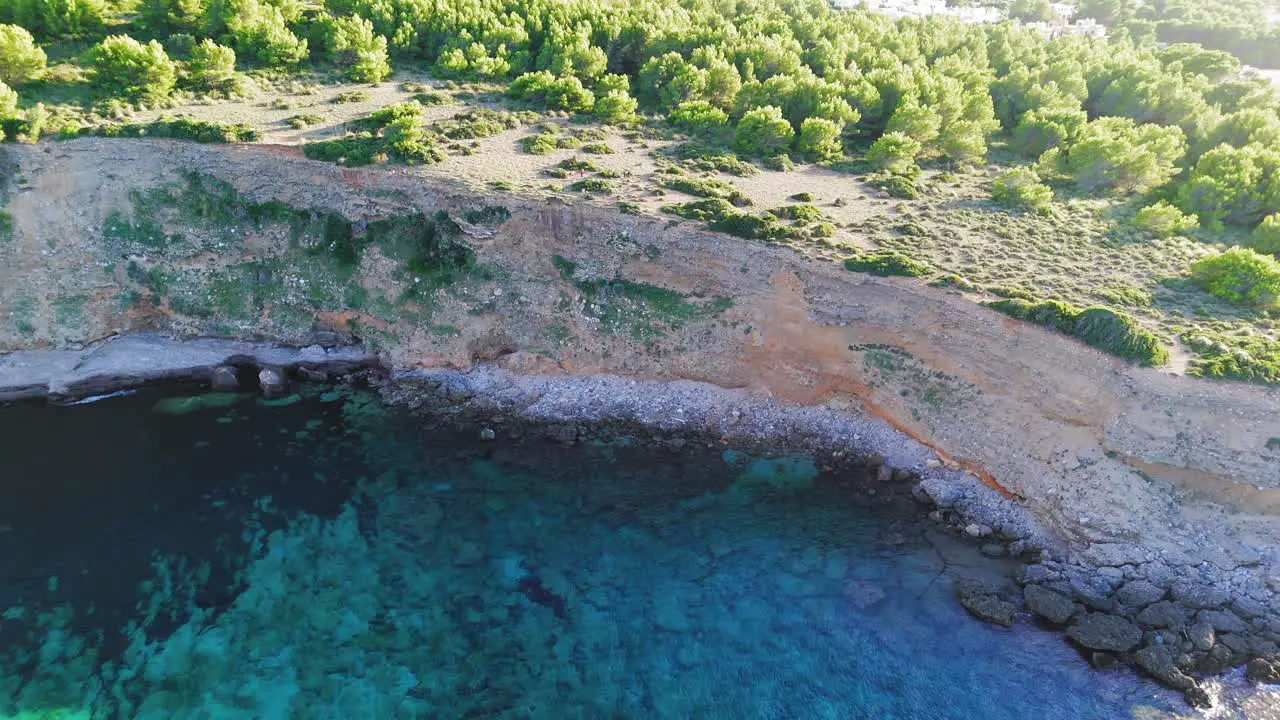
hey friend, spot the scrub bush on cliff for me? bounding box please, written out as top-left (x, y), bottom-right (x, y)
top-left (328, 14), bottom-right (391, 83)
top-left (87, 35), bottom-right (178, 105)
top-left (991, 168), bottom-right (1052, 214)
top-left (184, 40), bottom-right (238, 93)
top-left (796, 117), bottom-right (843, 162)
top-left (1190, 247), bottom-right (1280, 308)
top-left (0, 24), bottom-right (46, 85)
top-left (1132, 201), bottom-right (1198, 238)
top-left (3, 0), bottom-right (110, 39)
top-left (1252, 215), bottom-right (1280, 255)
top-left (733, 106), bottom-right (793, 158)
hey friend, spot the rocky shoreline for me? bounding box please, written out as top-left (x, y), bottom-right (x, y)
top-left (2, 333), bottom-right (1279, 708)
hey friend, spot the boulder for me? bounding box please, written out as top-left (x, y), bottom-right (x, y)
top-left (1137, 601), bottom-right (1191, 629)
top-left (1025, 585), bottom-right (1076, 625)
top-left (958, 584), bottom-right (1017, 627)
top-left (1116, 580), bottom-right (1166, 608)
top-left (210, 365), bottom-right (239, 391)
top-left (1198, 609), bottom-right (1248, 634)
top-left (1067, 613), bottom-right (1142, 652)
top-left (1171, 579), bottom-right (1229, 610)
top-left (1133, 644), bottom-right (1195, 690)
top-left (1183, 685), bottom-right (1212, 709)
top-left (1187, 622), bottom-right (1215, 652)
top-left (1245, 657), bottom-right (1280, 685)
top-left (258, 366), bottom-right (287, 397)
top-left (1067, 572), bottom-right (1115, 612)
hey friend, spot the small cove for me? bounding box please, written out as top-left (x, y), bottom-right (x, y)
top-left (0, 385), bottom-right (1193, 718)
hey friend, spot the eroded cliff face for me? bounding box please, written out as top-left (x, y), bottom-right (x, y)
top-left (3, 139), bottom-right (1280, 563)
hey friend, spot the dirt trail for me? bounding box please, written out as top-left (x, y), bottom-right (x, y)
top-left (3, 139), bottom-right (1280, 570)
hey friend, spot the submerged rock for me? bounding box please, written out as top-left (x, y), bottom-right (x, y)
top-left (1067, 614), bottom-right (1142, 652)
top-left (958, 584), bottom-right (1017, 627)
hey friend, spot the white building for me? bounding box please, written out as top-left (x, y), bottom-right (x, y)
top-left (834, 0), bottom-right (1000, 23)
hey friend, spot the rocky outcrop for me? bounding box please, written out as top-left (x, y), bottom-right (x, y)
top-left (0, 333), bottom-right (377, 402)
top-left (1067, 614), bottom-right (1142, 652)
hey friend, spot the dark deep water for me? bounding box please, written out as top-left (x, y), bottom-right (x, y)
top-left (0, 385), bottom-right (1194, 719)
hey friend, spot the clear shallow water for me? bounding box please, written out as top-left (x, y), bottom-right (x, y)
top-left (0, 386), bottom-right (1192, 719)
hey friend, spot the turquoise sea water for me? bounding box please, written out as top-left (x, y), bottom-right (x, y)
top-left (0, 386), bottom-right (1192, 718)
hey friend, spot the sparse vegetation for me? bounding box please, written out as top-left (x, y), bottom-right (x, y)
top-left (844, 252), bottom-right (932, 278)
top-left (988, 298), bottom-right (1169, 366)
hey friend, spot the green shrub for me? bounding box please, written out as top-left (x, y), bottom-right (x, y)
top-left (90, 117), bottom-right (258, 143)
top-left (773, 204), bottom-right (825, 224)
top-left (843, 251), bottom-right (931, 277)
top-left (1191, 247), bottom-right (1280, 308)
top-left (412, 91), bottom-right (450, 106)
top-left (708, 211), bottom-right (779, 240)
top-left (789, 192), bottom-right (813, 202)
top-left (569, 178), bottom-right (612, 193)
top-left (227, 5), bottom-right (309, 67)
top-left (87, 35), bottom-right (178, 104)
top-left (556, 157), bottom-right (599, 172)
top-left (1074, 307), bottom-right (1169, 365)
top-left (509, 71), bottom-right (594, 112)
top-left (1133, 200), bottom-right (1198, 238)
top-left (670, 142), bottom-right (758, 176)
top-left (734, 106), bottom-right (793, 157)
top-left (865, 132), bottom-right (921, 174)
top-left (991, 167), bottom-right (1052, 214)
top-left (661, 198), bottom-right (732, 220)
top-left (988, 298), bottom-right (1168, 365)
top-left (763, 154), bottom-right (793, 171)
top-left (303, 133), bottom-right (382, 165)
top-left (366, 101), bottom-right (422, 128)
top-left (331, 89), bottom-right (371, 104)
top-left (929, 274), bottom-right (980, 291)
top-left (669, 100), bottom-right (728, 135)
top-left (0, 101), bottom-right (48, 141)
top-left (869, 173), bottom-right (918, 199)
top-left (520, 132), bottom-right (558, 154)
top-left (330, 15), bottom-right (391, 82)
top-left (383, 116), bottom-right (446, 165)
top-left (808, 221), bottom-right (835, 238)
top-left (580, 142), bottom-right (613, 154)
top-left (0, 24), bottom-right (46, 85)
top-left (185, 40), bottom-right (237, 93)
top-left (7, 0), bottom-right (109, 40)
top-left (595, 74), bottom-right (630, 96)
top-left (0, 81), bottom-right (16, 119)
top-left (287, 113), bottom-right (323, 129)
top-left (593, 90), bottom-right (637, 124)
top-left (432, 108), bottom-right (528, 139)
top-left (1250, 214), bottom-right (1280, 255)
top-left (797, 117), bottom-right (843, 161)
top-left (1183, 331), bottom-right (1280, 385)
top-left (660, 175), bottom-right (750, 206)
